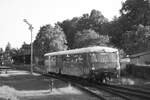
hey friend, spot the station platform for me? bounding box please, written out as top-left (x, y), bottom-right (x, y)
top-left (0, 66), bottom-right (11, 74)
top-left (0, 69), bottom-right (99, 100)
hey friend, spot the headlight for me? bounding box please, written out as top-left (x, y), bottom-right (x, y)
top-left (92, 67), bottom-right (95, 70)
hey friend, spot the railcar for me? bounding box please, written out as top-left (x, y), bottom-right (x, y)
top-left (44, 46), bottom-right (120, 83)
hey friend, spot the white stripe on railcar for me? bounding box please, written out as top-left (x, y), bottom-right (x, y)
top-left (44, 46), bottom-right (118, 56)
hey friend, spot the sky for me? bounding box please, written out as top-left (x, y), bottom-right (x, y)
top-left (0, 0), bottom-right (125, 50)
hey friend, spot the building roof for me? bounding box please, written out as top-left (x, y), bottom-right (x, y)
top-left (44, 46), bottom-right (118, 56)
top-left (120, 58), bottom-right (130, 63)
top-left (130, 51), bottom-right (150, 58)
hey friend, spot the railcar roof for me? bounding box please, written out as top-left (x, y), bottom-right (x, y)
top-left (44, 46), bottom-right (118, 56)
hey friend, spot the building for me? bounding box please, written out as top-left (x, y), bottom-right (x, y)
top-left (130, 51), bottom-right (150, 65)
top-left (12, 43), bottom-right (31, 64)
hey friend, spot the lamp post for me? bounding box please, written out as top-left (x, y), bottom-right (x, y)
top-left (23, 19), bottom-right (33, 74)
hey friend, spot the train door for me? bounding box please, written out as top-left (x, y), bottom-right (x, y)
top-left (56, 56), bottom-right (63, 74)
top-left (46, 56), bottom-right (57, 73)
top-left (81, 53), bottom-right (91, 77)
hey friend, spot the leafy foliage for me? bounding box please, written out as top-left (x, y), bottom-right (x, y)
top-left (9, 48), bottom-right (20, 57)
top-left (58, 9), bottom-right (108, 49)
top-left (120, 0), bottom-right (150, 26)
top-left (76, 9), bottom-right (108, 33)
top-left (74, 29), bottom-right (110, 48)
top-left (0, 48), bottom-right (3, 58)
top-left (34, 24), bottom-right (67, 58)
top-left (122, 25), bottom-right (150, 54)
top-left (57, 17), bottom-right (79, 49)
top-left (5, 42), bottom-right (11, 52)
top-left (102, 0), bottom-right (150, 53)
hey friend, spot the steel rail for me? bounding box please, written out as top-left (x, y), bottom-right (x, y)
top-left (101, 84), bottom-right (150, 100)
top-left (105, 84), bottom-right (150, 95)
top-left (43, 73), bottom-right (107, 100)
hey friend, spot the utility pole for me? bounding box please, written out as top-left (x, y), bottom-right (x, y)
top-left (23, 19), bottom-right (33, 74)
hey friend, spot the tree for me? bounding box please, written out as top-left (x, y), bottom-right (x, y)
top-left (34, 24), bottom-right (68, 58)
top-left (76, 9), bottom-right (108, 33)
top-left (0, 48), bottom-right (3, 53)
top-left (120, 0), bottom-right (150, 26)
top-left (103, 0), bottom-right (150, 50)
top-left (58, 17), bottom-right (79, 49)
top-left (122, 25), bottom-right (150, 54)
top-left (0, 48), bottom-right (3, 57)
top-left (5, 42), bottom-right (11, 52)
top-left (73, 29), bottom-right (110, 48)
top-left (58, 9), bottom-right (108, 49)
top-left (4, 42), bottom-right (12, 59)
top-left (89, 9), bottom-right (108, 32)
top-left (51, 25), bottom-right (68, 51)
top-left (9, 48), bottom-right (19, 57)
top-left (76, 13), bottom-right (90, 31)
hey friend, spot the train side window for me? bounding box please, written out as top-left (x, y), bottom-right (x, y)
top-left (51, 56), bottom-right (56, 62)
top-left (44, 56), bottom-right (49, 60)
top-left (95, 52), bottom-right (117, 63)
top-left (90, 53), bottom-right (98, 62)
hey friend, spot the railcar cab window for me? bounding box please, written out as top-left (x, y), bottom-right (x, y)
top-left (44, 56), bottom-right (56, 61)
top-left (90, 52), bottom-right (117, 63)
top-left (44, 56), bottom-right (49, 60)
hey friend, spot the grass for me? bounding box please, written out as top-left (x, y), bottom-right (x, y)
top-left (20, 94), bottom-right (99, 100)
top-left (0, 70), bottom-right (99, 100)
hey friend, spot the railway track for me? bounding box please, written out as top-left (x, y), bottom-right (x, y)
top-left (43, 73), bottom-right (127, 100)
top-left (43, 73), bottom-right (106, 100)
top-left (43, 73), bottom-right (150, 100)
top-left (101, 84), bottom-right (150, 100)
top-left (125, 85), bottom-right (150, 91)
